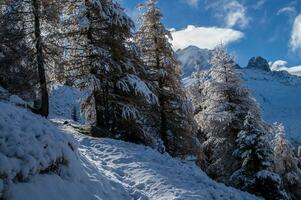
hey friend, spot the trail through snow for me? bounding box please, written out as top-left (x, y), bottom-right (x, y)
top-left (60, 122), bottom-right (258, 200)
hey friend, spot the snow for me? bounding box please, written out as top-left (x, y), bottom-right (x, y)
top-left (0, 97), bottom-right (259, 200)
top-left (243, 69), bottom-right (301, 147)
top-left (117, 74), bottom-right (158, 104)
top-left (49, 84), bottom-right (87, 123)
top-left (62, 122), bottom-right (258, 200)
top-left (186, 69), bottom-right (301, 147)
top-left (0, 102), bottom-right (79, 199)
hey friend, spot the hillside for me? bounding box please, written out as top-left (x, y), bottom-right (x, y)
top-left (243, 69), bottom-right (301, 147)
top-left (0, 91), bottom-right (258, 200)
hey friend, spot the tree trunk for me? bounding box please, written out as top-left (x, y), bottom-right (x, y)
top-left (32, 0), bottom-right (49, 117)
top-left (159, 93), bottom-right (168, 149)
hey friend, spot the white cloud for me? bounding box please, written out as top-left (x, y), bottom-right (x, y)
top-left (182, 0), bottom-right (199, 7)
top-left (205, 0), bottom-right (250, 29)
top-left (277, 6), bottom-right (297, 16)
top-left (223, 1), bottom-right (249, 28)
top-left (170, 25), bottom-right (244, 50)
top-left (270, 60), bottom-right (301, 76)
top-left (270, 60), bottom-right (288, 71)
top-left (290, 14), bottom-right (301, 54)
top-left (253, 0), bottom-right (266, 10)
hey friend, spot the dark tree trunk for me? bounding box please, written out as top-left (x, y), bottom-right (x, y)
top-left (159, 93), bottom-right (168, 149)
top-left (32, 0), bottom-right (49, 117)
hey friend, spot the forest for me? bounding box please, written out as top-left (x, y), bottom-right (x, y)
top-left (0, 0), bottom-right (301, 200)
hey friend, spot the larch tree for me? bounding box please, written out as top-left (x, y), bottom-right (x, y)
top-left (273, 123), bottom-right (301, 200)
top-left (62, 0), bottom-right (163, 150)
top-left (195, 45), bottom-right (262, 182)
top-left (0, 0), bottom-right (62, 117)
top-left (135, 0), bottom-right (200, 158)
top-left (231, 113), bottom-right (288, 200)
top-left (0, 2), bottom-right (37, 99)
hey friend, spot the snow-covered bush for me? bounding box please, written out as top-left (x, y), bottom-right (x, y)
top-left (0, 101), bottom-right (78, 198)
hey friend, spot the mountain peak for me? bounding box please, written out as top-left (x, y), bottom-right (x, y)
top-left (247, 56), bottom-right (271, 72)
top-left (176, 46), bottom-right (212, 77)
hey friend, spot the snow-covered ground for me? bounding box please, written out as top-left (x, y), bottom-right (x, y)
top-left (65, 125), bottom-right (258, 200)
top-left (0, 91), bottom-right (259, 200)
top-left (0, 100), bottom-right (131, 200)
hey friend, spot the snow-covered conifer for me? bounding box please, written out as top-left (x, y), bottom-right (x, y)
top-left (135, 0), bottom-right (200, 158)
top-left (273, 123), bottom-right (301, 199)
top-left (231, 113), bottom-right (288, 199)
top-left (62, 0), bottom-right (162, 150)
top-left (0, 0), bottom-right (64, 117)
top-left (195, 45), bottom-right (262, 181)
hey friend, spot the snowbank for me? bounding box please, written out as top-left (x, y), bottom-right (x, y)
top-left (0, 102), bottom-right (131, 200)
top-left (0, 101), bottom-right (78, 198)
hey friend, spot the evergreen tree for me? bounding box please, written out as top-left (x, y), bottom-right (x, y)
top-left (195, 45), bottom-right (261, 181)
top-left (135, 0), bottom-right (200, 158)
top-left (231, 113), bottom-right (288, 200)
top-left (62, 0), bottom-right (163, 150)
top-left (0, 3), bottom-right (37, 100)
top-left (273, 123), bottom-right (301, 200)
top-left (0, 0), bottom-right (62, 117)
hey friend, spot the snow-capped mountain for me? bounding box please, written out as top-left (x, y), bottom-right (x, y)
top-left (176, 46), bottom-right (212, 77)
top-left (178, 46), bottom-right (301, 147)
top-left (177, 46), bottom-right (241, 78)
top-left (243, 69), bottom-right (301, 147)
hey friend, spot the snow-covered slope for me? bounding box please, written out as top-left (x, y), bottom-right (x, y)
top-left (60, 122), bottom-right (258, 200)
top-left (177, 46), bottom-right (240, 78)
top-left (0, 89), bottom-right (259, 200)
top-left (0, 101), bottom-right (131, 200)
top-left (242, 69), bottom-right (301, 147)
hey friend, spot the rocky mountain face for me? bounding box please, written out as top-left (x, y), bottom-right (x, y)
top-left (246, 56), bottom-right (271, 72)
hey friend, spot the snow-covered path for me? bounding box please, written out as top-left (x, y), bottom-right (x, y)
top-left (62, 124), bottom-right (258, 200)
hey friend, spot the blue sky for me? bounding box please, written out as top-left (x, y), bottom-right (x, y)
top-left (118, 0), bottom-right (301, 67)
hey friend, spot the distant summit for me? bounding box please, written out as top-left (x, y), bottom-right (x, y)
top-left (246, 56), bottom-right (271, 72)
top-left (176, 46), bottom-right (212, 77)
